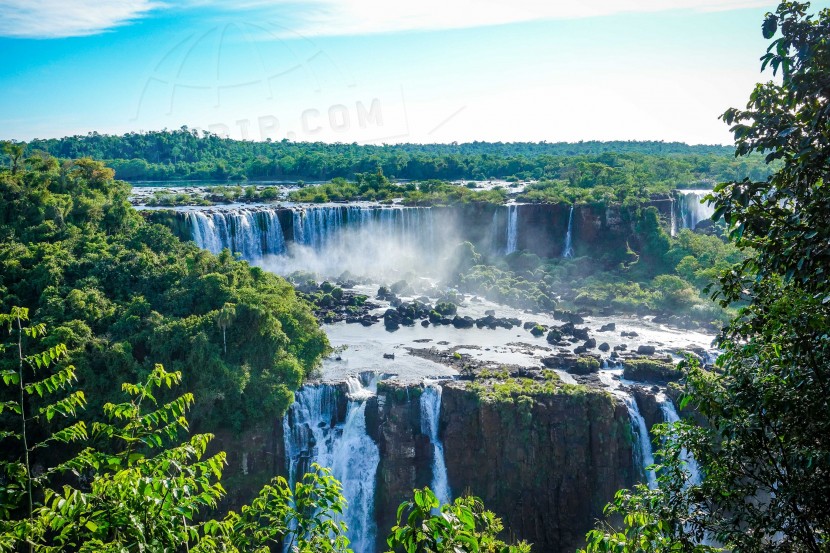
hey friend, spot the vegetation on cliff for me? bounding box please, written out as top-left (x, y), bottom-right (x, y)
top-left (583, 3), bottom-right (830, 550)
top-left (454, 224), bottom-right (741, 329)
top-left (0, 157), bottom-right (329, 433)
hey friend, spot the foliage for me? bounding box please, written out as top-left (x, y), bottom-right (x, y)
top-left (0, 158), bottom-right (329, 434)
top-left (288, 175), bottom-right (507, 206)
top-left (386, 487), bottom-right (531, 553)
top-left (0, 317), bottom-right (349, 552)
top-left (468, 370), bottom-right (589, 405)
top-left (454, 229), bottom-right (740, 329)
top-left (12, 130), bottom-right (766, 184)
top-left (583, 3), bottom-right (830, 550)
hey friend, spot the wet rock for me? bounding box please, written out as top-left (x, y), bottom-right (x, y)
top-left (530, 324), bottom-right (546, 337)
top-left (598, 322), bottom-right (616, 332)
top-left (546, 328), bottom-right (562, 344)
top-left (636, 345), bottom-right (656, 355)
top-left (451, 316), bottom-right (475, 329)
top-left (485, 309), bottom-right (496, 316)
top-left (420, 320), bottom-right (430, 327)
top-left (383, 353), bottom-right (395, 360)
top-left (621, 331), bottom-right (638, 338)
top-left (584, 338), bottom-right (597, 349)
top-left (573, 327), bottom-right (591, 341)
top-left (598, 342), bottom-right (610, 352)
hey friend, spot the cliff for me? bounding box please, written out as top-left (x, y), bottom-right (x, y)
top-left (439, 382), bottom-right (637, 552)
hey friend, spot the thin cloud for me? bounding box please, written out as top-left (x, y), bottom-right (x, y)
top-left (197, 0), bottom-right (775, 37)
top-left (0, 0), bottom-right (774, 39)
top-left (0, 0), bottom-right (160, 38)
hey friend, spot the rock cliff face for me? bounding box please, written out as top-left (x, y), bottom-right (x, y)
top-left (439, 382), bottom-right (637, 553)
top-left (209, 420), bottom-right (284, 513)
top-left (371, 383), bottom-right (434, 551)
top-left (215, 380), bottom-right (639, 553)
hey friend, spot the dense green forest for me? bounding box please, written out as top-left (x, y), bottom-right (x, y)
top-left (1, 132), bottom-right (772, 186)
top-left (0, 156), bottom-right (328, 433)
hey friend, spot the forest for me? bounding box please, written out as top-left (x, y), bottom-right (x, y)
top-left (3, 132), bottom-right (771, 186)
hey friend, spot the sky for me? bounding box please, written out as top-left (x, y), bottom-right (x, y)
top-left (1, 0), bottom-right (827, 145)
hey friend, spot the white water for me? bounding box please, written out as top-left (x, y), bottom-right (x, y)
top-left (676, 190), bottom-right (715, 231)
top-left (621, 395), bottom-right (658, 489)
top-left (187, 207), bottom-right (286, 260)
top-left (505, 204), bottom-right (518, 255)
top-left (282, 376), bottom-right (380, 552)
top-left (670, 197), bottom-right (678, 237)
top-left (658, 395), bottom-right (703, 487)
top-left (420, 382), bottom-right (451, 505)
top-left (562, 204), bottom-right (575, 258)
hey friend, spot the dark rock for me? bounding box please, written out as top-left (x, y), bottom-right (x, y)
top-left (598, 322), bottom-right (616, 332)
top-left (421, 320), bottom-right (430, 327)
top-left (636, 345), bottom-right (656, 355)
top-left (573, 327), bottom-right (591, 341)
top-left (451, 316), bottom-right (475, 329)
top-left (383, 353), bottom-right (395, 360)
top-left (598, 342), bottom-right (610, 352)
top-left (584, 338), bottom-right (597, 349)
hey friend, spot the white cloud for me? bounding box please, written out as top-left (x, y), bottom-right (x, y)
top-left (0, 0), bottom-right (774, 39)
top-left (0, 0), bottom-right (160, 38)
top-left (205, 0), bottom-right (775, 37)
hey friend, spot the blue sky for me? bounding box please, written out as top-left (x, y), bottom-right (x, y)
top-left (1, 0), bottom-right (826, 144)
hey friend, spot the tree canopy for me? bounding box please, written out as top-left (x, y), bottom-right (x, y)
top-left (582, 2), bottom-right (830, 551)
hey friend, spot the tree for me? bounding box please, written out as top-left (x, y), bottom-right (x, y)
top-left (217, 302), bottom-right (237, 355)
top-left (1, 141), bottom-right (25, 175)
top-left (386, 487), bottom-right (531, 553)
top-left (0, 310), bottom-right (350, 552)
top-left (583, 2), bottom-right (830, 551)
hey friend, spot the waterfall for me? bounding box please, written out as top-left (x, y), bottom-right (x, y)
top-left (282, 376), bottom-right (380, 553)
top-left (621, 395), bottom-right (657, 489)
top-left (186, 207), bottom-right (286, 260)
top-left (420, 382), bottom-right (451, 505)
top-left (670, 197), bottom-right (678, 237)
top-left (289, 206), bottom-right (436, 253)
top-left (658, 395), bottom-right (703, 487)
top-left (505, 204), bottom-right (518, 255)
top-left (562, 204), bottom-right (575, 258)
top-left (676, 190), bottom-right (715, 231)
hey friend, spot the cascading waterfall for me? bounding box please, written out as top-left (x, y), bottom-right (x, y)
top-left (677, 190), bottom-right (715, 231)
top-left (291, 206), bottom-right (436, 253)
top-left (562, 204), bottom-right (575, 258)
top-left (282, 376), bottom-right (380, 553)
top-left (658, 395), bottom-right (703, 487)
top-left (670, 197), bottom-right (678, 237)
top-left (621, 395), bottom-right (658, 489)
top-left (420, 382), bottom-right (451, 505)
top-left (187, 207), bottom-right (286, 260)
top-left (505, 204), bottom-right (518, 255)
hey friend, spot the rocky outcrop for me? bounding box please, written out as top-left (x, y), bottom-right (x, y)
top-left (440, 382), bottom-right (637, 552)
top-left (209, 420), bottom-right (284, 513)
top-left (372, 383), bottom-right (433, 550)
